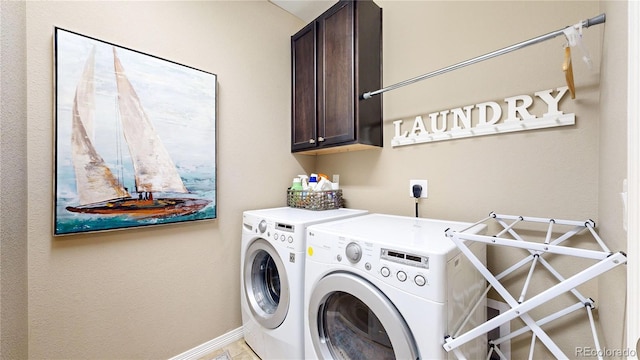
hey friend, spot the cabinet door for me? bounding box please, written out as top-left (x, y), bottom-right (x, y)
top-left (291, 23), bottom-right (318, 152)
top-left (318, 1), bottom-right (355, 146)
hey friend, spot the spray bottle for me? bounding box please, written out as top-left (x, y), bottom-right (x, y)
top-left (298, 175), bottom-right (309, 190)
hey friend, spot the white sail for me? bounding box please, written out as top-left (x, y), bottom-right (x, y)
top-left (112, 48), bottom-right (188, 194)
top-left (70, 47), bottom-right (130, 206)
top-left (75, 46), bottom-right (96, 141)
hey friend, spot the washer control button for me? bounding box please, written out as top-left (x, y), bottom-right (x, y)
top-left (381, 267), bottom-right (390, 277)
top-left (337, 254), bottom-right (342, 262)
top-left (287, 236), bottom-right (293, 243)
top-left (280, 234), bottom-right (285, 242)
top-left (365, 262), bottom-right (372, 271)
top-left (397, 271), bottom-right (407, 282)
top-left (414, 275), bottom-right (426, 287)
top-left (273, 233), bottom-right (278, 240)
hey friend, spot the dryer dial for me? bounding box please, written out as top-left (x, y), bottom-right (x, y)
top-left (345, 242), bottom-right (362, 263)
top-left (258, 220), bottom-right (267, 233)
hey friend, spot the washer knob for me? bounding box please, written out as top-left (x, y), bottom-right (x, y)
top-left (345, 242), bottom-right (362, 263)
top-left (258, 220), bottom-right (267, 233)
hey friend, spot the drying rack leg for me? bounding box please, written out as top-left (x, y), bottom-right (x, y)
top-left (586, 304), bottom-right (604, 360)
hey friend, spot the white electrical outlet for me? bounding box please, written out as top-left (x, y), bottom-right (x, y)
top-left (409, 180), bottom-right (428, 198)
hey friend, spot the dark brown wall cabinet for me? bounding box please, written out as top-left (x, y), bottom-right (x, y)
top-left (291, 0), bottom-right (382, 155)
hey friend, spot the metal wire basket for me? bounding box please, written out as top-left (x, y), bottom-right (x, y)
top-left (287, 189), bottom-right (343, 210)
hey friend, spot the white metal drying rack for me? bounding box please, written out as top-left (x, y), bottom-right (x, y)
top-left (360, 13), bottom-right (606, 100)
top-left (442, 212), bottom-right (627, 360)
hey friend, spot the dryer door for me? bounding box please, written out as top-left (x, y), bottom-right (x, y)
top-left (308, 272), bottom-right (419, 360)
top-left (243, 238), bottom-right (290, 329)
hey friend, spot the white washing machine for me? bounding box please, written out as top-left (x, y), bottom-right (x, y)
top-left (241, 207), bottom-right (367, 360)
top-left (304, 213), bottom-right (488, 360)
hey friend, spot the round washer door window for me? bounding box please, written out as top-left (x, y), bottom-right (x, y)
top-left (244, 238), bottom-right (289, 329)
top-left (308, 272), bottom-right (418, 359)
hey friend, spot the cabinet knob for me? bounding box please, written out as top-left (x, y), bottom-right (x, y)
top-left (309, 139), bottom-right (316, 144)
top-left (318, 137), bottom-right (325, 142)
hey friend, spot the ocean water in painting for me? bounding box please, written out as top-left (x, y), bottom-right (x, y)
top-left (54, 29), bottom-right (217, 235)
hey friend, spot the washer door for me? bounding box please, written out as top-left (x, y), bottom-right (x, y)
top-left (243, 238), bottom-right (289, 329)
top-left (308, 272), bottom-right (419, 360)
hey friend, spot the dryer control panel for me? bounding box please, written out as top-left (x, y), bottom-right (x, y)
top-left (381, 248), bottom-right (429, 269)
top-left (320, 235), bottom-right (450, 302)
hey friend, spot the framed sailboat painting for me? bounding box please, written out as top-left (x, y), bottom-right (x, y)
top-left (53, 28), bottom-right (217, 235)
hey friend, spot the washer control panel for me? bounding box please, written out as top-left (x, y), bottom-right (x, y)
top-left (250, 217), bottom-right (299, 251)
top-left (272, 222), bottom-right (294, 241)
top-left (271, 221), bottom-right (295, 245)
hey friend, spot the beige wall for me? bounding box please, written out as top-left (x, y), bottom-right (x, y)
top-left (597, 0), bottom-right (629, 356)
top-left (24, 1), bottom-right (309, 358)
top-left (0, 0), bottom-right (630, 359)
top-left (1, 1), bottom-right (29, 359)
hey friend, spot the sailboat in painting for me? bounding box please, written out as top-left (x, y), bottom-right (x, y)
top-left (65, 47), bottom-right (210, 218)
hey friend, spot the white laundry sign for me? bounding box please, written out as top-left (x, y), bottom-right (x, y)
top-left (391, 86), bottom-right (575, 147)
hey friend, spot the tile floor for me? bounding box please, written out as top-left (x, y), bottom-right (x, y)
top-left (198, 339), bottom-right (261, 360)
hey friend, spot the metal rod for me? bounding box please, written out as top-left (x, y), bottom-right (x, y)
top-left (453, 285), bottom-right (492, 337)
top-left (544, 219), bottom-right (554, 244)
top-left (456, 214), bottom-right (492, 233)
top-left (492, 345), bottom-right (508, 360)
top-left (518, 255), bottom-right (539, 303)
top-left (493, 213), bottom-right (591, 227)
top-left (491, 302), bottom-right (586, 345)
top-left (528, 333), bottom-right (537, 360)
top-left (485, 347), bottom-right (495, 360)
top-left (586, 305), bottom-right (604, 360)
top-left (586, 221), bottom-right (612, 253)
top-left (495, 217), bottom-right (523, 238)
top-left (537, 256), bottom-right (590, 304)
top-left (453, 231), bottom-right (611, 260)
top-left (360, 13), bottom-right (606, 100)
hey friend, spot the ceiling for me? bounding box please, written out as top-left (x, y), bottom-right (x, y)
top-left (269, 0), bottom-right (338, 23)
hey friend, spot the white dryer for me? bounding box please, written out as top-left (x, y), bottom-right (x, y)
top-left (241, 207), bottom-right (367, 360)
top-left (304, 213), bottom-right (488, 360)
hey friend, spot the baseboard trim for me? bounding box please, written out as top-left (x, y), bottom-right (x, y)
top-left (169, 327), bottom-right (244, 360)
